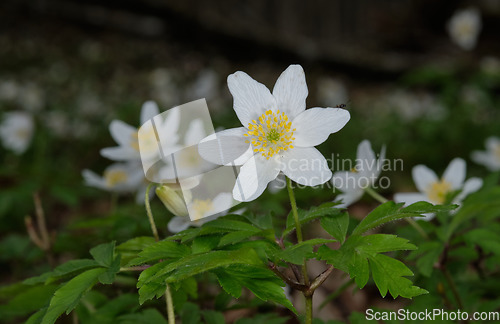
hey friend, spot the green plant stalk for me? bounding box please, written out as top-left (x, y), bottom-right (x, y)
top-left (364, 186), bottom-right (429, 240)
top-left (442, 268), bottom-right (465, 310)
top-left (145, 183), bottom-right (174, 322)
top-left (286, 177), bottom-right (312, 323)
top-left (305, 295), bottom-right (313, 324)
top-left (166, 284), bottom-right (175, 324)
top-left (145, 183), bottom-right (160, 242)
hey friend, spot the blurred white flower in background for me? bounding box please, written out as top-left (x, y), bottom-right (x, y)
top-left (394, 158), bottom-right (482, 221)
top-left (82, 162), bottom-right (144, 193)
top-left (0, 111), bottom-right (34, 154)
top-left (186, 68), bottom-right (220, 102)
top-left (471, 137), bottom-right (500, 171)
top-left (43, 110), bottom-right (70, 138)
top-left (387, 90), bottom-right (447, 121)
top-left (332, 140), bottom-right (386, 208)
top-left (100, 101), bottom-right (177, 161)
top-left (447, 7), bottom-right (481, 50)
top-left (316, 77), bottom-right (349, 107)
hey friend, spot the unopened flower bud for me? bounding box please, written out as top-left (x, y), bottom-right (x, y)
top-left (155, 185), bottom-right (189, 217)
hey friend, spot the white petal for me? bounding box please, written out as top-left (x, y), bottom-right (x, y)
top-left (100, 146), bottom-right (139, 161)
top-left (471, 151), bottom-right (500, 171)
top-left (280, 147), bottom-right (332, 186)
top-left (442, 158), bottom-right (466, 190)
top-left (198, 127), bottom-right (251, 165)
top-left (272, 65), bottom-right (308, 119)
top-left (393, 192), bottom-right (428, 205)
top-left (334, 190), bottom-right (364, 208)
top-left (486, 136), bottom-right (500, 152)
top-left (233, 154), bottom-right (280, 202)
top-left (204, 192), bottom-right (234, 218)
top-left (412, 165), bottom-right (438, 193)
top-left (184, 119), bottom-right (206, 145)
top-left (332, 171), bottom-right (361, 191)
top-left (82, 169), bottom-right (106, 190)
top-left (455, 177), bottom-right (483, 202)
top-left (168, 216), bottom-right (191, 233)
top-left (356, 140), bottom-right (376, 177)
top-left (292, 108), bottom-right (350, 147)
top-left (375, 145), bottom-right (387, 178)
top-left (109, 120), bottom-right (136, 147)
top-left (227, 71), bottom-right (277, 127)
top-left (140, 101), bottom-right (160, 125)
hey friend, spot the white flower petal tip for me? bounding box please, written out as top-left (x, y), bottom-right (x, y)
top-left (443, 158), bottom-right (466, 190)
top-left (471, 136), bottom-right (500, 171)
top-left (293, 108), bottom-right (350, 147)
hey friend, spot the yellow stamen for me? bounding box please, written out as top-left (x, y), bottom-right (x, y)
top-left (245, 110), bottom-right (295, 158)
top-left (427, 179), bottom-right (452, 204)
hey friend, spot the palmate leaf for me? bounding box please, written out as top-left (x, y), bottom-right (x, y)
top-left (40, 268), bottom-right (107, 324)
top-left (352, 201), bottom-right (456, 236)
top-left (137, 248), bottom-right (263, 304)
top-left (0, 284), bottom-right (58, 319)
top-left (126, 240), bottom-right (191, 266)
top-left (283, 203), bottom-right (342, 237)
top-left (320, 212), bottom-right (349, 244)
top-left (272, 238), bottom-right (336, 265)
top-left (318, 234), bottom-right (425, 299)
top-left (214, 264), bottom-right (296, 313)
top-left (23, 259), bottom-right (99, 285)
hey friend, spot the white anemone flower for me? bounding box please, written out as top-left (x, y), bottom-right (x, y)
top-left (0, 111), bottom-right (34, 154)
top-left (167, 192), bottom-right (234, 233)
top-left (100, 101), bottom-right (180, 162)
top-left (332, 140), bottom-right (386, 208)
top-left (447, 8), bottom-right (481, 51)
top-left (471, 136), bottom-right (500, 171)
top-left (82, 162), bottom-right (144, 193)
top-left (199, 65), bottom-right (350, 202)
top-left (394, 158), bottom-right (483, 221)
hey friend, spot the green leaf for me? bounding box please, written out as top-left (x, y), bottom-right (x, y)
top-left (127, 240), bottom-right (191, 266)
top-left (218, 230), bottom-right (262, 247)
top-left (203, 218), bottom-right (258, 232)
top-left (464, 228), bottom-right (500, 256)
top-left (272, 238), bottom-right (336, 265)
top-left (202, 310), bottom-right (226, 324)
top-left (318, 234), bottom-right (425, 299)
top-left (234, 313), bottom-right (289, 324)
top-left (138, 248), bottom-right (263, 304)
top-left (119, 308), bottom-right (168, 324)
top-left (352, 201), bottom-right (455, 236)
top-left (215, 273), bottom-right (243, 298)
top-left (181, 302), bottom-right (201, 324)
top-left (116, 237), bottom-right (156, 265)
top-left (23, 259), bottom-right (99, 285)
top-left (192, 235), bottom-right (222, 254)
top-left (369, 254), bottom-right (427, 298)
top-left (320, 212), bottom-right (349, 244)
top-left (283, 203), bottom-right (341, 237)
top-left (408, 241), bottom-right (444, 277)
top-left (215, 265), bottom-right (296, 313)
top-left (90, 242), bottom-right (116, 267)
top-left (41, 267), bottom-right (107, 324)
top-left (0, 284), bottom-right (58, 318)
top-left (98, 254), bottom-right (121, 284)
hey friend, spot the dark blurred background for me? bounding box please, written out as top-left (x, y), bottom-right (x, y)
top-left (1, 1), bottom-right (500, 321)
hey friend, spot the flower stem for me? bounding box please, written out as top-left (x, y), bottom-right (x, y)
top-left (305, 295), bottom-right (313, 324)
top-left (286, 177), bottom-right (312, 323)
top-left (442, 267), bottom-right (465, 310)
top-left (145, 183), bottom-right (159, 242)
top-left (287, 177), bottom-right (303, 243)
top-left (364, 187), bottom-right (429, 240)
top-left (166, 284), bottom-right (175, 324)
